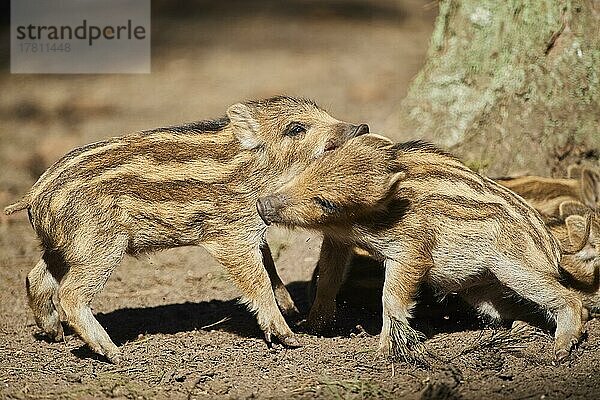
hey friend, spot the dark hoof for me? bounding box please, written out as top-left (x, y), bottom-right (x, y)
top-left (555, 349), bottom-right (570, 362)
top-left (281, 304), bottom-right (300, 319)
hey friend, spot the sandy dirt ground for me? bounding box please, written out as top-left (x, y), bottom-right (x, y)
top-left (1, 1), bottom-right (599, 399)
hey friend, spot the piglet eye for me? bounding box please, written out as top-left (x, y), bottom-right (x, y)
top-left (313, 197), bottom-right (338, 214)
top-left (284, 122), bottom-right (307, 137)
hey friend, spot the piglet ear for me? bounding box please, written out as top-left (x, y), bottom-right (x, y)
top-left (566, 215), bottom-right (588, 248)
top-left (388, 171), bottom-right (406, 189)
top-left (386, 149), bottom-right (406, 193)
top-left (559, 200), bottom-right (589, 219)
top-left (227, 103), bottom-right (263, 150)
top-left (383, 171), bottom-right (406, 200)
top-left (580, 168), bottom-right (600, 209)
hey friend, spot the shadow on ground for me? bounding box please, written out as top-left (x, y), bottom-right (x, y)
top-left (88, 276), bottom-right (484, 350)
top-left (96, 299), bottom-right (260, 346)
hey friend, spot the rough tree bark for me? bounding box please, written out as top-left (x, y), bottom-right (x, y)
top-left (399, 0), bottom-right (600, 176)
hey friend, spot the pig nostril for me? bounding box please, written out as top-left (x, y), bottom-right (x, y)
top-left (257, 195), bottom-right (287, 225)
top-left (354, 124), bottom-right (369, 136)
top-left (324, 139), bottom-right (339, 152)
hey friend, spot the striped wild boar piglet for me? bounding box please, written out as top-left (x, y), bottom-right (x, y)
top-left (495, 166), bottom-right (600, 217)
top-left (546, 201), bottom-right (600, 313)
top-left (309, 200), bottom-right (600, 329)
top-left (257, 134), bottom-right (585, 362)
top-left (4, 96), bottom-right (369, 363)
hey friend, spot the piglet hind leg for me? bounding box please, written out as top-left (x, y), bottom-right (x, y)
top-left (379, 256), bottom-right (428, 364)
top-left (208, 241), bottom-right (300, 348)
top-left (553, 292), bottom-right (586, 361)
top-left (26, 251), bottom-right (67, 341)
top-left (491, 262), bottom-right (585, 362)
top-left (460, 283), bottom-right (548, 340)
top-left (57, 235), bottom-right (128, 363)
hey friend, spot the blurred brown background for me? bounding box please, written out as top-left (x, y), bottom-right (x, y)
top-left (0, 0), bottom-right (436, 206)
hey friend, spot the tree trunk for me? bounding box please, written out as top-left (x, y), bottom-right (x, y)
top-left (398, 0), bottom-right (600, 176)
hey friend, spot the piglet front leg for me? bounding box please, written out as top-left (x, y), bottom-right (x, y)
top-left (379, 256), bottom-right (428, 364)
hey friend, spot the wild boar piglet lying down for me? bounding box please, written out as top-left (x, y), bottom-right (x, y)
top-left (495, 165), bottom-right (600, 217)
top-left (257, 134), bottom-right (585, 362)
top-left (4, 96), bottom-right (370, 363)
